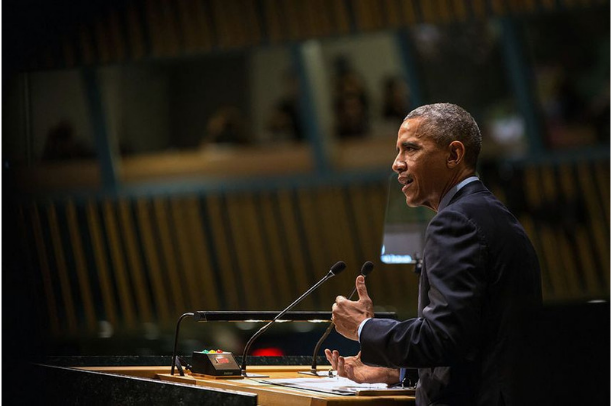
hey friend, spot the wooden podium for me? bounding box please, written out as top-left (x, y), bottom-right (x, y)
top-left (74, 364), bottom-right (416, 405)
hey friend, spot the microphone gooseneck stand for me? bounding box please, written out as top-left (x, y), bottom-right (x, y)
top-left (240, 261), bottom-right (346, 377)
top-left (171, 312), bottom-right (195, 376)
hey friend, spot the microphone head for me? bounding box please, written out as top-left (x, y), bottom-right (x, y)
top-left (360, 261), bottom-right (374, 277)
top-left (330, 261), bottom-right (347, 276)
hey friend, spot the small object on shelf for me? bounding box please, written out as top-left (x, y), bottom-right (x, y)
top-left (190, 351), bottom-right (242, 378)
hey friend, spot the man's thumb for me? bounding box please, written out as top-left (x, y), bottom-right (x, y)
top-left (356, 275), bottom-right (370, 300)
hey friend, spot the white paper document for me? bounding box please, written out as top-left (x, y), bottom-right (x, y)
top-left (259, 376), bottom-right (414, 396)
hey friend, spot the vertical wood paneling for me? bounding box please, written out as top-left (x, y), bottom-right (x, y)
top-left (225, 193), bottom-right (270, 309)
top-left (16, 159), bottom-right (610, 341)
top-left (184, 197), bottom-right (221, 310)
top-left (103, 200), bottom-right (137, 328)
top-left (347, 185), bottom-right (375, 262)
top-left (539, 0), bottom-right (557, 10)
top-left (541, 166), bottom-right (577, 297)
top-left (21, 0), bottom-right (610, 69)
top-left (170, 198), bottom-right (200, 311)
top-left (126, 2), bottom-right (147, 59)
top-left (263, 0), bottom-right (285, 43)
top-left (594, 161), bottom-right (610, 225)
top-left (383, 0), bottom-right (404, 28)
top-left (282, 0), bottom-right (305, 40)
top-left (242, 0), bottom-right (262, 46)
top-left (575, 227), bottom-right (603, 295)
top-left (471, 0), bottom-right (487, 18)
top-left (437, 0), bottom-right (453, 24)
top-left (159, 0), bottom-right (182, 56)
top-left (30, 205), bottom-right (61, 335)
top-left (154, 198), bottom-right (185, 314)
top-left (66, 201), bottom-right (98, 333)
top-left (118, 199), bottom-right (154, 322)
top-left (329, 0), bottom-right (352, 34)
top-left (108, 10), bottom-right (127, 61)
top-left (313, 188), bottom-right (343, 303)
top-left (354, 0), bottom-right (385, 31)
top-left (79, 25), bottom-right (96, 65)
top-left (206, 194), bottom-right (242, 308)
top-left (420, 0), bottom-right (438, 23)
top-left (136, 198), bottom-right (171, 322)
top-left (145, 0), bottom-right (166, 57)
top-left (296, 189), bottom-right (327, 300)
top-left (94, 20), bottom-right (112, 64)
top-left (518, 215), bottom-right (554, 299)
top-left (47, 203), bottom-right (78, 334)
top-left (332, 188), bottom-right (360, 270)
top-left (177, 0), bottom-right (213, 52)
top-left (86, 200), bottom-right (118, 326)
top-left (522, 166), bottom-right (554, 297)
top-left (451, 0), bottom-right (469, 22)
top-left (277, 189), bottom-right (314, 308)
top-left (558, 165), bottom-right (599, 296)
top-left (491, 0), bottom-right (507, 15)
top-left (240, 194), bottom-right (276, 308)
top-left (577, 163), bottom-right (610, 287)
top-left (258, 192), bottom-right (293, 307)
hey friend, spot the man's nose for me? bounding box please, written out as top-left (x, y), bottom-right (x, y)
top-left (392, 158), bottom-right (406, 173)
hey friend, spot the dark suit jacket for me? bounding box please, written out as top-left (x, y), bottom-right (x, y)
top-left (360, 180), bottom-right (542, 405)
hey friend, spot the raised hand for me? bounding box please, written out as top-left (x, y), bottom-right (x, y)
top-left (331, 275), bottom-right (374, 340)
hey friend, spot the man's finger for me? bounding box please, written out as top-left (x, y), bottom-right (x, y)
top-left (355, 275), bottom-right (371, 301)
top-left (336, 356), bottom-right (344, 377)
top-left (324, 349), bottom-right (336, 368)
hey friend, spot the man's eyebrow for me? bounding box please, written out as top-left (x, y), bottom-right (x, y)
top-left (399, 141), bottom-right (420, 149)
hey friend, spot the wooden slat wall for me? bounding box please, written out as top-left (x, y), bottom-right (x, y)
top-left (15, 161), bottom-right (610, 339)
top-left (25, 0), bottom-right (608, 70)
top-left (520, 161), bottom-right (610, 302)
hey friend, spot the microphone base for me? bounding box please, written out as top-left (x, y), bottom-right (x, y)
top-left (297, 370), bottom-right (336, 377)
top-left (241, 372), bottom-right (270, 378)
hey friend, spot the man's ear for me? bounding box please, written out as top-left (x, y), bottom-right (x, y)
top-left (446, 141), bottom-right (465, 168)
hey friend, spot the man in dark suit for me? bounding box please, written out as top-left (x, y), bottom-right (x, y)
top-left (327, 103), bottom-right (542, 405)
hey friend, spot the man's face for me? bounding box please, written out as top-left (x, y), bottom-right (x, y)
top-left (392, 118), bottom-right (451, 211)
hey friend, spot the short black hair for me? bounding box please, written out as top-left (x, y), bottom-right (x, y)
top-left (405, 103), bottom-right (482, 169)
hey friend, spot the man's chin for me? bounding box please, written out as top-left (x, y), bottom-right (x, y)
top-left (404, 196), bottom-right (419, 208)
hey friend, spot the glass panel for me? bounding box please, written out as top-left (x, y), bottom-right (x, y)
top-left (521, 8), bottom-right (610, 150)
top-left (320, 32), bottom-right (409, 140)
top-left (98, 52), bottom-right (252, 155)
top-left (249, 46), bottom-right (304, 144)
top-left (380, 173), bottom-right (433, 264)
top-left (409, 22), bottom-right (526, 159)
top-left (97, 49), bottom-right (315, 184)
top-left (29, 69), bottom-right (97, 163)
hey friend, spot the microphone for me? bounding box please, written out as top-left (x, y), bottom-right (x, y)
top-left (413, 252), bottom-right (423, 274)
top-left (240, 261), bottom-right (346, 377)
top-left (300, 261), bottom-right (375, 376)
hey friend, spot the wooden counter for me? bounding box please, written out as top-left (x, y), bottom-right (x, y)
top-left (78, 365), bottom-right (415, 406)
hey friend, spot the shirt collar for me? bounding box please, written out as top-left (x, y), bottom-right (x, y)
top-left (438, 176), bottom-right (479, 212)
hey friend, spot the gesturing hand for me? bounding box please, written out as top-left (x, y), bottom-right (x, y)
top-left (331, 275), bottom-right (374, 341)
top-left (324, 349), bottom-right (400, 384)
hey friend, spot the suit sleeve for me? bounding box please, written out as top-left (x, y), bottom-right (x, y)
top-left (360, 209), bottom-right (486, 368)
